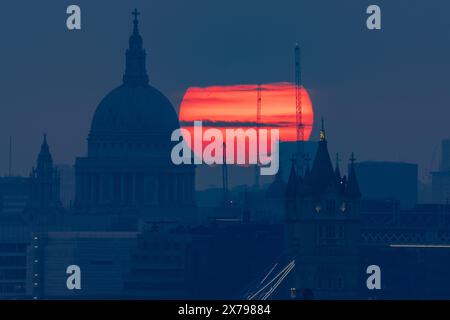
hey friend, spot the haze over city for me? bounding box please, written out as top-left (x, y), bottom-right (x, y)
top-left (0, 0), bottom-right (449, 184)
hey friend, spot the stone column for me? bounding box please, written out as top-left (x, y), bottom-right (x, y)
top-left (77, 173), bottom-right (83, 204)
top-left (109, 173), bottom-right (114, 204)
top-left (91, 174), bottom-right (97, 204)
top-left (100, 174), bottom-right (107, 204)
top-left (143, 174), bottom-right (148, 205)
top-left (84, 173), bottom-right (89, 204)
top-left (131, 173), bottom-right (136, 204)
top-left (120, 173), bottom-right (125, 204)
top-left (149, 174), bottom-right (156, 204)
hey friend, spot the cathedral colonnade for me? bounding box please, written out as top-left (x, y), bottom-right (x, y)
top-left (74, 169), bottom-right (195, 207)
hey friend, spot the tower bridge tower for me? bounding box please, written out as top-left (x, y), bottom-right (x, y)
top-left (285, 119), bottom-right (361, 299)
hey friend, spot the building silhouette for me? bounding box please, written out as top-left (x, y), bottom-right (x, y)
top-left (431, 139), bottom-right (450, 203)
top-left (354, 161), bottom-right (418, 209)
top-left (28, 134), bottom-right (61, 212)
top-left (73, 11), bottom-right (195, 219)
top-left (2, 9), bottom-right (450, 300)
top-left (285, 121), bottom-right (361, 299)
top-left (0, 177), bottom-right (29, 215)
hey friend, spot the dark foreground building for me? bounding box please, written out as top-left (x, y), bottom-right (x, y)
top-left (354, 161), bottom-right (418, 209)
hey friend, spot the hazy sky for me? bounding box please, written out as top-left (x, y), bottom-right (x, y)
top-left (0, 0), bottom-right (449, 182)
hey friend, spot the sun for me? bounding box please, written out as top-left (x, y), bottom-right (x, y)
top-left (178, 82), bottom-right (314, 163)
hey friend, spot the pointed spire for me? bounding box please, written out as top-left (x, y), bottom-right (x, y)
top-left (303, 153), bottom-right (311, 180)
top-left (286, 157), bottom-right (298, 196)
top-left (334, 152), bottom-right (341, 180)
top-left (29, 134), bottom-right (60, 209)
top-left (347, 152), bottom-right (361, 197)
top-left (132, 8), bottom-right (140, 34)
top-left (350, 152), bottom-right (356, 164)
top-left (42, 133), bottom-right (48, 147)
top-left (319, 116), bottom-right (326, 142)
top-left (37, 133), bottom-right (53, 172)
top-left (267, 165), bottom-right (286, 198)
top-left (40, 133), bottom-right (50, 156)
top-left (123, 9), bottom-right (149, 87)
top-left (307, 116), bottom-right (335, 194)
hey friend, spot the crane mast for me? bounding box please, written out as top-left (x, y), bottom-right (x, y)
top-left (222, 142), bottom-right (229, 204)
top-left (254, 84), bottom-right (262, 189)
top-left (294, 43), bottom-right (304, 173)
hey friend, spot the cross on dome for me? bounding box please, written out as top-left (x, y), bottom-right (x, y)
top-left (132, 8), bottom-right (140, 22)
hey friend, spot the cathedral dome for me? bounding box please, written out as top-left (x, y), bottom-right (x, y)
top-left (86, 9), bottom-right (179, 158)
top-left (90, 85), bottom-right (179, 135)
top-left (74, 10), bottom-right (196, 214)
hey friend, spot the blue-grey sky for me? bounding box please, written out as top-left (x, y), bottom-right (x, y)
top-left (0, 0), bottom-right (449, 182)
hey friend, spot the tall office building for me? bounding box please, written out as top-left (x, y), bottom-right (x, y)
top-left (431, 140), bottom-right (450, 203)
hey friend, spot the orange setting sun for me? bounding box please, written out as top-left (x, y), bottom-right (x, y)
top-left (179, 82), bottom-right (314, 162)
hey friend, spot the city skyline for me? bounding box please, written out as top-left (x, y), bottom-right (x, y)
top-left (0, 0), bottom-right (449, 184)
top-left (1, 3), bottom-right (450, 301)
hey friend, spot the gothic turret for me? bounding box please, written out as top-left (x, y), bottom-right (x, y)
top-left (303, 154), bottom-right (311, 181)
top-left (28, 134), bottom-right (61, 211)
top-left (306, 118), bottom-right (336, 195)
top-left (347, 153), bottom-right (361, 198)
top-left (267, 166), bottom-right (286, 199)
top-left (286, 159), bottom-right (298, 197)
top-left (284, 117), bottom-right (361, 299)
top-left (37, 134), bottom-right (53, 172)
top-left (334, 153), bottom-right (341, 182)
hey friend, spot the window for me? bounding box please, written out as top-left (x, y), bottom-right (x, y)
top-left (318, 225), bottom-right (345, 245)
top-left (0, 244), bottom-right (27, 253)
top-left (0, 256), bottom-right (26, 267)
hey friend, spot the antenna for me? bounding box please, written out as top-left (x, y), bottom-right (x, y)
top-left (255, 84), bottom-right (262, 189)
top-left (8, 136), bottom-right (12, 177)
top-left (294, 43), bottom-right (304, 174)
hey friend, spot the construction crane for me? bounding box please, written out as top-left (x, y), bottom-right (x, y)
top-left (254, 84), bottom-right (262, 189)
top-left (257, 84), bottom-right (262, 128)
top-left (222, 142), bottom-right (229, 204)
top-left (294, 43), bottom-right (304, 174)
